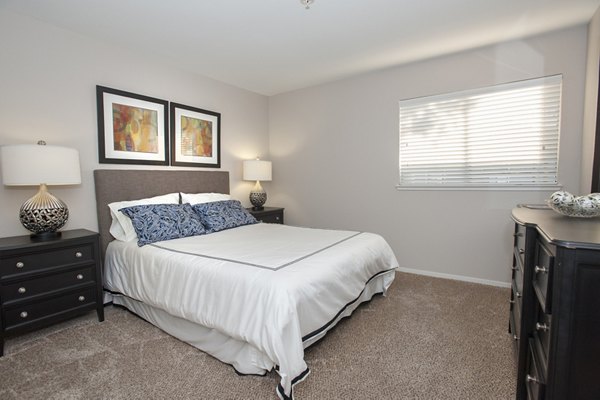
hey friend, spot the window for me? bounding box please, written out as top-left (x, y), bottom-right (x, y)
top-left (398, 75), bottom-right (562, 189)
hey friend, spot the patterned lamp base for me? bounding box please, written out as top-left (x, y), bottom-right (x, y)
top-left (19, 184), bottom-right (69, 239)
top-left (249, 181), bottom-right (267, 211)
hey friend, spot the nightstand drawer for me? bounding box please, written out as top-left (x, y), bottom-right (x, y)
top-left (1, 265), bottom-right (95, 303)
top-left (0, 244), bottom-right (94, 279)
top-left (247, 207), bottom-right (284, 224)
top-left (3, 286), bottom-right (97, 332)
top-left (259, 213), bottom-right (283, 224)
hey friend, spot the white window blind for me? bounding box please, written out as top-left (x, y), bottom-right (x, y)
top-left (398, 75), bottom-right (562, 189)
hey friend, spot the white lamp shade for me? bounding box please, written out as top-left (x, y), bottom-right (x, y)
top-left (1, 144), bottom-right (81, 186)
top-left (243, 159), bottom-right (272, 181)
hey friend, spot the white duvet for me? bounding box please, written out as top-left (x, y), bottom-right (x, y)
top-left (104, 223), bottom-right (398, 399)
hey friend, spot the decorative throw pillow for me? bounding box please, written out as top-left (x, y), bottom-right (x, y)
top-left (192, 200), bottom-right (257, 233)
top-left (108, 192), bottom-right (180, 242)
top-left (119, 203), bottom-right (206, 246)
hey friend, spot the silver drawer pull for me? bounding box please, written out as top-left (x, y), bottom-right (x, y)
top-left (536, 322), bottom-right (550, 332)
top-left (513, 232), bottom-right (523, 237)
top-left (20, 311), bottom-right (28, 318)
top-left (76, 274), bottom-right (84, 280)
top-left (526, 374), bottom-right (540, 384)
top-left (512, 334), bottom-right (518, 341)
top-left (534, 265), bottom-right (548, 274)
top-left (16, 261), bottom-right (24, 268)
top-left (78, 295), bottom-right (85, 302)
top-left (518, 249), bottom-right (525, 255)
top-left (18, 287), bottom-right (26, 294)
top-left (75, 251), bottom-right (83, 258)
top-left (515, 291), bottom-right (522, 298)
top-left (509, 299), bottom-right (515, 305)
top-left (511, 265), bottom-right (519, 271)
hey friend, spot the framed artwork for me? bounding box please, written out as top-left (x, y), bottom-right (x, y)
top-left (96, 85), bottom-right (169, 165)
top-left (170, 102), bottom-right (221, 168)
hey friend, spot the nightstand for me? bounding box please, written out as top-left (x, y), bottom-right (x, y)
top-left (247, 207), bottom-right (284, 224)
top-left (0, 229), bottom-right (104, 356)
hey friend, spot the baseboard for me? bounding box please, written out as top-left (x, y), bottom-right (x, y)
top-left (396, 267), bottom-right (511, 288)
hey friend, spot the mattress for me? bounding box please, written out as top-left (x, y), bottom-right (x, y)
top-left (104, 223), bottom-right (398, 399)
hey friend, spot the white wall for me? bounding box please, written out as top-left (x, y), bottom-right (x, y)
top-left (269, 26), bottom-right (588, 286)
top-left (581, 8), bottom-right (600, 192)
top-left (0, 10), bottom-right (269, 238)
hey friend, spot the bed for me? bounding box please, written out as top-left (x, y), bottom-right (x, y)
top-left (94, 169), bottom-right (398, 399)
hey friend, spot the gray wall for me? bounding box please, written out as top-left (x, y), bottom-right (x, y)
top-left (0, 10), bottom-right (270, 238)
top-left (581, 8), bottom-right (600, 192)
top-left (268, 26), bottom-right (588, 286)
top-left (0, 9), bottom-right (592, 286)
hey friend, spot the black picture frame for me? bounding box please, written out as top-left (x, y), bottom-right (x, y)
top-left (96, 85), bottom-right (169, 165)
top-left (170, 102), bottom-right (221, 168)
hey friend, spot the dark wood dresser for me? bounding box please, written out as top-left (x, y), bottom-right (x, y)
top-left (510, 207), bottom-right (600, 400)
top-left (0, 229), bottom-right (104, 356)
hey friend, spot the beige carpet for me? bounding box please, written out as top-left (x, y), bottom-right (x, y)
top-left (0, 272), bottom-right (516, 399)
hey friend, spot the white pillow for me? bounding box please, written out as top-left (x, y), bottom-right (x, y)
top-left (108, 193), bottom-right (180, 241)
top-left (180, 192), bottom-right (231, 205)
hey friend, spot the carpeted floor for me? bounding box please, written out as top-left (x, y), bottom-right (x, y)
top-left (0, 272), bottom-right (516, 399)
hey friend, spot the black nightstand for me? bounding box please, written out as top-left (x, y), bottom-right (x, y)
top-left (0, 229), bottom-right (104, 356)
top-left (247, 207), bottom-right (284, 224)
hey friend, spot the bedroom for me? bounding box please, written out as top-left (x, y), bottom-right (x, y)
top-left (1, 1), bottom-right (599, 399)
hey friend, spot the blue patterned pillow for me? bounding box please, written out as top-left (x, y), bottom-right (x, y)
top-left (192, 200), bottom-right (257, 233)
top-left (119, 203), bottom-right (206, 246)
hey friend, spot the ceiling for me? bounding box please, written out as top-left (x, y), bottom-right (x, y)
top-left (2, 0), bottom-right (600, 96)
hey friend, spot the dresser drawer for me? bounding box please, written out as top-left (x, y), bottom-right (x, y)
top-left (532, 300), bottom-right (551, 365)
top-left (511, 282), bottom-right (522, 337)
top-left (514, 223), bottom-right (526, 266)
top-left (509, 305), bottom-right (520, 357)
top-left (1, 265), bottom-right (95, 303)
top-left (3, 286), bottom-right (97, 332)
top-left (532, 240), bottom-right (554, 314)
top-left (0, 244), bottom-right (94, 279)
top-left (525, 340), bottom-right (546, 400)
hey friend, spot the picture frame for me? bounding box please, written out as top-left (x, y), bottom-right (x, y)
top-left (96, 85), bottom-right (169, 165)
top-left (170, 102), bottom-right (221, 168)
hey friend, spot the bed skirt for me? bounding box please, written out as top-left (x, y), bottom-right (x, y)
top-left (105, 269), bottom-right (395, 380)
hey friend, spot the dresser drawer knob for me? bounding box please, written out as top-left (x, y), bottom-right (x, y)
top-left (76, 274), bottom-right (84, 280)
top-left (75, 252), bottom-right (83, 258)
top-left (535, 322), bottom-right (550, 332)
top-left (20, 311), bottom-right (28, 318)
top-left (512, 334), bottom-right (518, 341)
top-left (509, 299), bottom-right (515, 305)
top-left (518, 248), bottom-right (525, 255)
top-left (78, 295), bottom-right (85, 302)
top-left (513, 232), bottom-right (523, 238)
top-left (515, 291), bottom-right (522, 298)
top-left (534, 265), bottom-right (548, 274)
top-left (18, 287), bottom-right (26, 294)
top-left (16, 261), bottom-right (24, 268)
top-left (526, 374), bottom-right (540, 384)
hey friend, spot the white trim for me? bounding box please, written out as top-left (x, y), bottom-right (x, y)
top-left (396, 267), bottom-right (511, 288)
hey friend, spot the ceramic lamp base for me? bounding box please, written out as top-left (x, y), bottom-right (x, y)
top-left (19, 184), bottom-right (69, 238)
top-left (249, 180), bottom-right (267, 211)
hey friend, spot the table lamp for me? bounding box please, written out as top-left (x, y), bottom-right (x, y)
top-left (243, 158), bottom-right (272, 211)
top-left (1, 141), bottom-right (81, 239)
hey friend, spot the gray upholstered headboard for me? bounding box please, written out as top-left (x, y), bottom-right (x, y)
top-left (94, 169), bottom-right (230, 257)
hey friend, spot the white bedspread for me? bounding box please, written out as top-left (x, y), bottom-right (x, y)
top-left (104, 223), bottom-right (398, 399)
